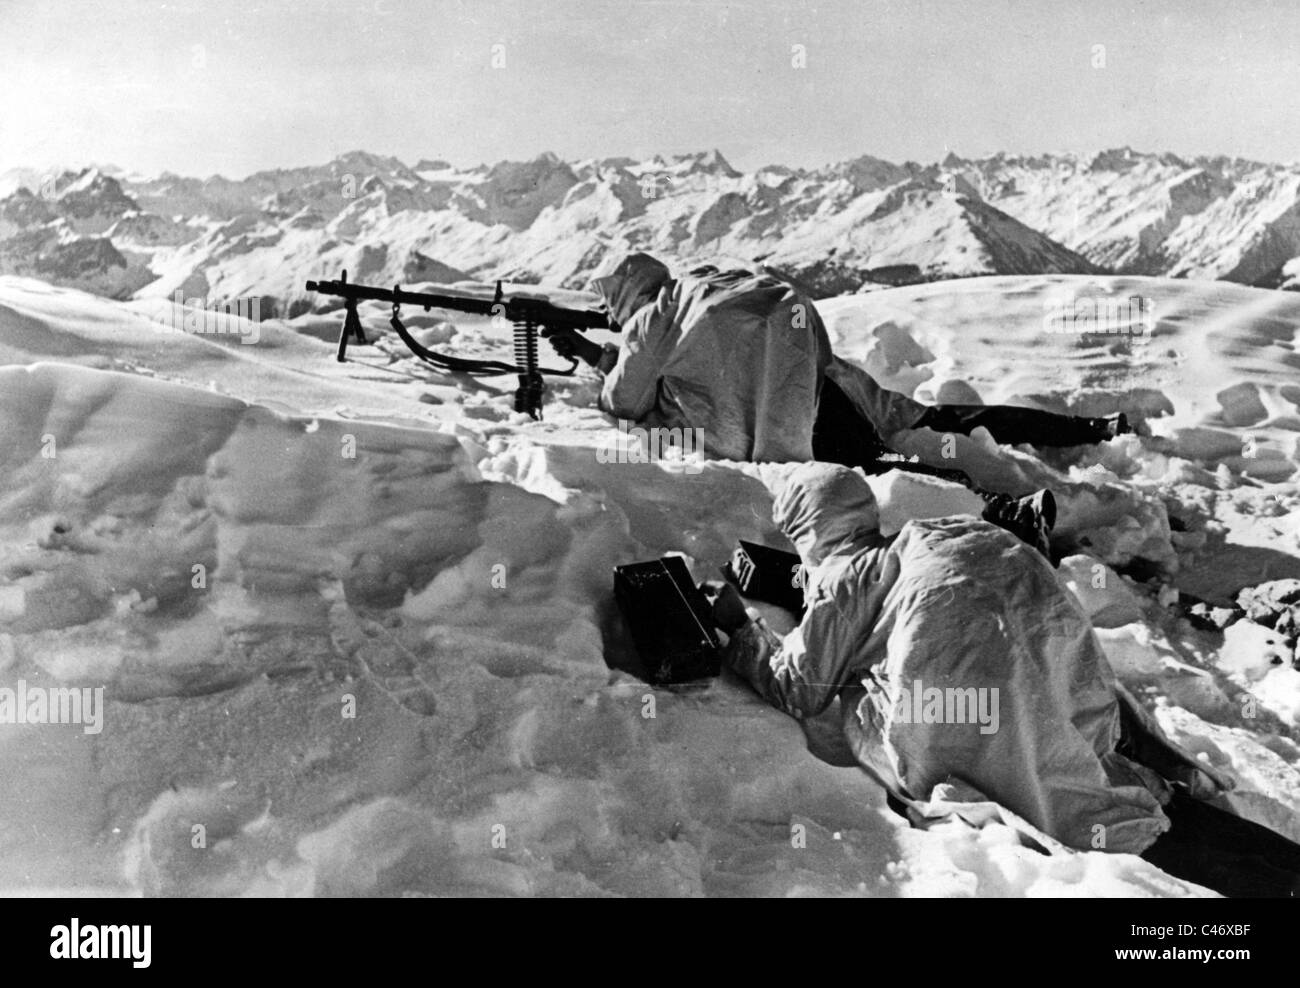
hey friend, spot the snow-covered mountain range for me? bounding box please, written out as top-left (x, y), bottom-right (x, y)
top-left (4, 147), bottom-right (1300, 311)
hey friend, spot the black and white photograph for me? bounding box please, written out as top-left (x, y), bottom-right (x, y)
top-left (1, 0), bottom-right (1298, 927)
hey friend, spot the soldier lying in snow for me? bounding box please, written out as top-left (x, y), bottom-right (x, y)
top-left (705, 462), bottom-right (1231, 856)
top-left (703, 462), bottom-right (1300, 895)
top-left (551, 252), bottom-right (827, 463)
top-left (546, 252), bottom-right (1130, 556)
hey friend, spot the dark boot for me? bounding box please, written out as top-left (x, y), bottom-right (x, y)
top-left (1025, 488), bottom-right (1057, 530)
top-left (1090, 411), bottom-right (1130, 440)
top-left (1074, 411), bottom-right (1130, 442)
top-left (981, 489), bottom-right (1056, 563)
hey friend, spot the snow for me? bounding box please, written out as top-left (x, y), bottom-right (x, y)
top-left (1281, 256), bottom-right (1300, 292)
top-left (1057, 554), bottom-right (1147, 628)
top-left (865, 470), bottom-right (987, 538)
top-left (1, 269), bottom-right (1298, 897)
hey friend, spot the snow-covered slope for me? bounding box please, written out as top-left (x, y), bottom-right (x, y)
top-left (818, 275), bottom-right (1300, 588)
top-left (0, 271), bottom-right (1297, 896)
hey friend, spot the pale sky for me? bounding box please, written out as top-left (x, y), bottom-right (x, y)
top-left (3, 0), bottom-right (1298, 178)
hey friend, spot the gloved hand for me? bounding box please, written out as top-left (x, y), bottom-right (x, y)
top-left (700, 581), bottom-right (750, 634)
top-left (541, 327), bottom-right (602, 366)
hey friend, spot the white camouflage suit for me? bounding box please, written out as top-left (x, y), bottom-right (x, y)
top-left (723, 462), bottom-right (1230, 854)
top-left (590, 253), bottom-right (926, 462)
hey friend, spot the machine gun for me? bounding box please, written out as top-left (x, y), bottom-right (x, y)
top-left (304, 270), bottom-right (612, 420)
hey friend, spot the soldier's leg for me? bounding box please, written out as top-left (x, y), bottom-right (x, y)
top-left (815, 380), bottom-right (1056, 558)
top-left (1141, 791), bottom-right (1300, 897)
top-left (916, 404), bottom-right (1129, 447)
top-left (812, 376), bottom-right (894, 474)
